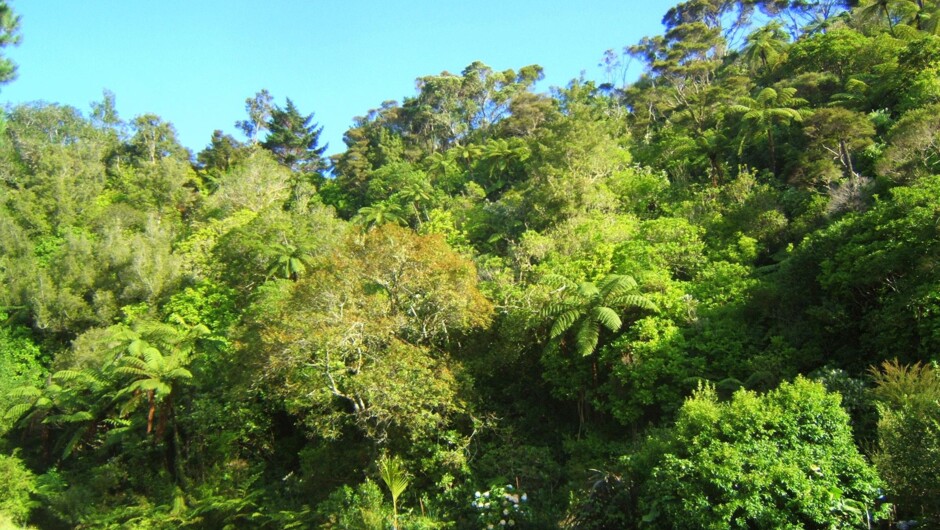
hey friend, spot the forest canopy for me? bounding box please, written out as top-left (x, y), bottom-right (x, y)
top-left (2, 0), bottom-right (940, 528)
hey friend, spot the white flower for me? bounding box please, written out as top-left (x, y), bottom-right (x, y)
top-left (503, 509), bottom-right (509, 515)
top-left (521, 493), bottom-right (527, 502)
top-left (508, 520), bottom-right (515, 526)
top-left (500, 520), bottom-right (506, 526)
top-left (484, 491), bottom-right (490, 498)
top-left (475, 491), bottom-right (482, 498)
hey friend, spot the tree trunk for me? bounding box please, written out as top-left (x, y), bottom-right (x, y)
top-left (146, 390), bottom-right (156, 435)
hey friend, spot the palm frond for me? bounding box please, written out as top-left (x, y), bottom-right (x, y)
top-left (379, 456), bottom-right (410, 503)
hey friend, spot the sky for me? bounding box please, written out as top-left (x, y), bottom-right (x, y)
top-left (1, 1), bottom-right (676, 157)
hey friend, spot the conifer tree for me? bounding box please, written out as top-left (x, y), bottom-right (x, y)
top-left (261, 98), bottom-right (328, 174)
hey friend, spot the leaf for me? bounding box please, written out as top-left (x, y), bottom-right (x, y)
top-left (602, 274), bottom-right (638, 298)
top-left (576, 321), bottom-right (601, 357)
top-left (593, 306), bottom-right (623, 333)
top-left (550, 309), bottom-right (582, 339)
top-left (379, 456), bottom-right (410, 503)
top-left (4, 403), bottom-right (34, 421)
top-left (4, 386), bottom-right (42, 400)
top-left (130, 379), bottom-right (172, 395)
top-left (611, 293), bottom-right (658, 312)
top-left (576, 281), bottom-right (600, 299)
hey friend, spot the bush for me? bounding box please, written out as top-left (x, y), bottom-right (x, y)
top-left (641, 377), bottom-right (886, 529)
top-left (0, 453), bottom-right (36, 526)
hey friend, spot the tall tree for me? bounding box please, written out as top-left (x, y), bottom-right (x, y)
top-left (261, 98), bottom-right (327, 174)
top-left (235, 89), bottom-right (273, 143)
top-left (0, 2), bottom-right (19, 87)
top-left (740, 21), bottom-right (791, 72)
top-left (730, 86), bottom-right (808, 174)
top-left (128, 114), bottom-right (189, 165)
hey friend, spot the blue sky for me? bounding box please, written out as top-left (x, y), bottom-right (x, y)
top-left (2, 1), bottom-right (676, 156)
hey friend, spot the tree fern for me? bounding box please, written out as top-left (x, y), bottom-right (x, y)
top-left (541, 273), bottom-right (657, 357)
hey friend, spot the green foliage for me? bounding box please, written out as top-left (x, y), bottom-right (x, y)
top-left (11, 2), bottom-right (940, 526)
top-left (542, 274), bottom-right (656, 358)
top-left (0, 323), bottom-right (45, 433)
top-left (261, 98), bottom-right (327, 174)
top-left (642, 378), bottom-right (887, 529)
top-left (471, 484), bottom-right (529, 528)
top-left (870, 360), bottom-right (940, 524)
top-left (0, 453), bottom-right (36, 526)
top-left (378, 455), bottom-right (410, 529)
top-left (316, 480), bottom-right (387, 530)
top-left (0, 1), bottom-right (20, 87)
top-left (877, 102), bottom-right (940, 182)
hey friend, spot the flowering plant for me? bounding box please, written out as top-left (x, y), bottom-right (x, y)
top-left (471, 483), bottom-right (529, 528)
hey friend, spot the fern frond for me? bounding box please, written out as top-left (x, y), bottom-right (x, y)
top-left (542, 274), bottom-right (574, 289)
top-left (130, 379), bottom-right (172, 396)
top-left (60, 425), bottom-right (88, 459)
top-left (576, 321), bottom-right (601, 357)
top-left (576, 282), bottom-right (600, 299)
top-left (52, 410), bottom-right (95, 424)
top-left (550, 309), bottom-right (582, 339)
top-left (602, 275), bottom-right (638, 298)
top-left (141, 346), bottom-right (164, 367)
top-left (611, 293), bottom-right (658, 312)
top-left (165, 367), bottom-right (193, 380)
top-left (593, 306), bottom-right (623, 333)
top-left (5, 386), bottom-right (42, 400)
top-left (539, 301), bottom-right (571, 318)
top-left (5, 403), bottom-right (34, 421)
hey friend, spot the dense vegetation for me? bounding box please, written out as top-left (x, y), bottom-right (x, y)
top-left (2, 0), bottom-right (940, 527)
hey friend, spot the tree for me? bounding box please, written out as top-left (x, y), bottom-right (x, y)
top-left (541, 274), bottom-right (656, 431)
top-left (877, 102), bottom-right (940, 182)
top-left (542, 274), bottom-right (656, 358)
top-left (642, 378), bottom-right (887, 529)
top-left (113, 323), bottom-right (198, 437)
top-left (730, 86), bottom-right (808, 174)
top-left (128, 114), bottom-right (189, 165)
top-left (0, 2), bottom-right (20, 87)
top-left (197, 129), bottom-right (246, 178)
top-left (855, 0), bottom-right (918, 34)
top-left (801, 107), bottom-right (875, 188)
top-left (870, 360), bottom-right (940, 524)
top-left (261, 98), bottom-right (327, 174)
top-left (235, 89), bottom-right (273, 143)
top-left (740, 21), bottom-right (791, 73)
top-left (248, 224), bottom-right (492, 442)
